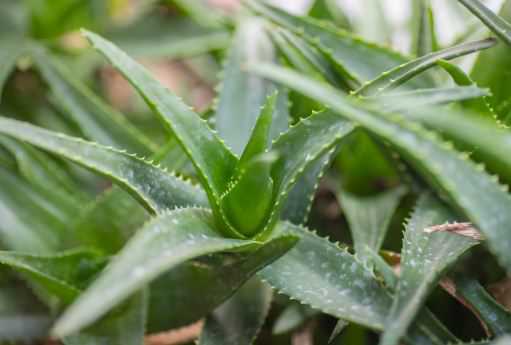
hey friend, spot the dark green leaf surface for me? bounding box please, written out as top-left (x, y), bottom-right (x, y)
top-left (251, 64), bottom-right (511, 273)
top-left (0, 38), bottom-right (27, 100)
top-left (199, 278), bottom-right (272, 345)
top-left (0, 117), bottom-right (208, 214)
top-left (53, 208), bottom-right (265, 337)
top-left (380, 194), bottom-right (479, 345)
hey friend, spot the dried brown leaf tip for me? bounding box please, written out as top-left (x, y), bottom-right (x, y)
top-left (424, 222), bottom-right (485, 241)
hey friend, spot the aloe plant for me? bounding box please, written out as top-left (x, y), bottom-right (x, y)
top-left (1, 0), bottom-right (511, 344)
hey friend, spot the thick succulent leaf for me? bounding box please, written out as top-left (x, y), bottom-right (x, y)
top-left (0, 276), bottom-right (52, 342)
top-left (147, 234), bottom-right (298, 332)
top-left (456, 0), bottom-right (511, 46)
top-left (250, 64), bottom-right (511, 273)
top-left (83, 31), bottom-right (237, 205)
top-left (490, 336), bottom-right (511, 344)
top-left (0, 38), bottom-right (27, 100)
top-left (371, 86), bottom-right (490, 111)
top-left (0, 117), bottom-right (208, 214)
top-left (63, 291), bottom-right (146, 345)
top-left (273, 303), bottom-right (318, 335)
top-left (31, 45), bottom-right (156, 155)
top-left (260, 221), bottom-right (457, 344)
top-left (245, 0), bottom-right (435, 88)
top-left (470, 0), bottom-right (511, 122)
top-left (0, 166), bottom-right (67, 253)
top-left (199, 278), bottom-right (272, 345)
top-left (169, 0), bottom-right (227, 28)
top-left (53, 208), bottom-right (274, 337)
top-left (215, 18), bottom-right (283, 155)
top-left (380, 194), bottom-right (479, 345)
top-left (337, 186), bottom-right (406, 262)
top-left (106, 15), bottom-right (230, 58)
top-left (450, 274), bottom-right (511, 336)
top-left (260, 110), bottom-right (356, 237)
top-left (0, 249), bottom-right (105, 305)
top-left (355, 38), bottom-right (496, 96)
top-left (414, 0), bottom-right (438, 56)
top-left (354, 0), bottom-right (391, 45)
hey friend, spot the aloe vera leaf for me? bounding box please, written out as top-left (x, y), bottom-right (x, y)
top-left (0, 117), bottom-right (208, 214)
top-left (63, 291), bottom-right (146, 345)
top-left (457, 0), bottom-right (511, 46)
top-left (273, 303), bottom-right (318, 335)
top-left (82, 30), bottom-right (237, 203)
top-left (52, 208), bottom-right (292, 337)
top-left (147, 234), bottom-right (297, 332)
top-left (245, 0), bottom-right (435, 89)
top-left (380, 194), bottom-right (479, 345)
top-left (31, 45), bottom-right (156, 156)
top-left (412, 0), bottom-right (438, 56)
top-left (0, 277), bottom-right (52, 343)
top-left (355, 38), bottom-right (496, 96)
top-left (450, 274), bottom-right (511, 336)
top-left (250, 63), bottom-right (511, 273)
top-left (0, 38), bottom-right (27, 101)
top-left (371, 86), bottom-right (490, 111)
top-left (215, 18), bottom-right (282, 156)
top-left (259, 110), bottom-right (355, 236)
top-left (0, 249), bottom-right (105, 305)
top-left (337, 186), bottom-right (406, 262)
top-left (199, 278), bottom-right (272, 345)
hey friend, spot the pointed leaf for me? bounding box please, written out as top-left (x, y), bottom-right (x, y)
top-left (0, 38), bottom-right (27, 101)
top-left (414, 0), bottom-right (438, 56)
top-left (199, 278), bottom-right (272, 345)
top-left (337, 186), bottom-right (406, 261)
top-left (355, 38), bottom-right (496, 96)
top-left (273, 304), bottom-right (318, 335)
top-left (380, 194), bottom-right (479, 345)
top-left (52, 208), bottom-right (280, 337)
top-left (457, 0), bottom-right (511, 46)
top-left (0, 117), bottom-right (208, 214)
top-left (82, 31), bottom-right (237, 204)
top-left (250, 63), bottom-right (511, 273)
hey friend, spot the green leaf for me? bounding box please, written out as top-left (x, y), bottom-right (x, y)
top-left (0, 117), bottom-right (208, 214)
top-left (215, 18), bottom-right (283, 155)
top-left (371, 86), bottom-right (491, 110)
top-left (63, 291), bottom-right (147, 345)
top-left (337, 186), bottom-right (406, 262)
top-left (31, 45), bottom-right (156, 156)
top-left (450, 274), bottom-right (511, 336)
top-left (168, 0), bottom-right (227, 28)
top-left (380, 194), bottom-right (479, 345)
top-left (470, 0), bottom-right (511, 123)
top-left (456, 0), bottom-right (511, 46)
top-left (250, 63), bottom-right (511, 273)
top-left (0, 39), bottom-right (28, 101)
top-left (355, 38), bottom-right (496, 96)
top-left (0, 249), bottom-right (105, 305)
top-left (245, 0), bottom-right (435, 88)
top-left (0, 276), bottom-right (52, 342)
top-left (354, 0), bottom-right (391, 45)
top-left (490, 336), bottom-right (511, 344)
top-left (414, 0), bottom-right (438, 56)
top-left (273, 303), bottom-right (317, 335)
top-left (199, 278), bottom-right (272, 345)
top-left (147, 233), bottom-right (298, 332)
top-left (52, 208), bottom-right (279, 337)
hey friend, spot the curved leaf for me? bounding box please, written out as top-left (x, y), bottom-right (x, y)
top-left (250, 63), bottom-right (511, 273)
top-left (199, 278), bottom-right (272, 345)
top-left (0, 38), bottom-right (27, 101)
top-left (380, 194), bottom-right (479, 345)
top-left (52, 208), bottom-right (280, 337)
top-left (0, 117), bottom-right (208, 214)
top-left (356, 38), bottom-right (496, 96)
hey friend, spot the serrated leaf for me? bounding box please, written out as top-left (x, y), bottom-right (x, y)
top-left (199, 278), bottom-right (272, 345)
top-left (83, 31), bottom-right (237, 200)
top-left (0, 249), bottom-right (105, 305)
top-left (355, 38), bottom-right (496, 96)
top-left (450, 274), bottom-right (511, 336)
top-left (52, 208), bottom-right (290, 337)
top-left (30, 45), bottom-right (156, 156)
top-left (0, 117), bottom-right (208, 214)
top-left (380, 194), bottom-right (479, 345)
top-left (337, 186), bottom-right (406, 262)
top-left (250, 63), bottom-right (511, 274)
top-left (245, 0), bottom-right (435, 89)
top-left (63, 291), bottom-right (146, 345)
top-left (0, 38), bottom-right (27, 101)
top-left (457, 0), bottom-right (511, 46)
top-left (147, 234), bottom-right (298, 332)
